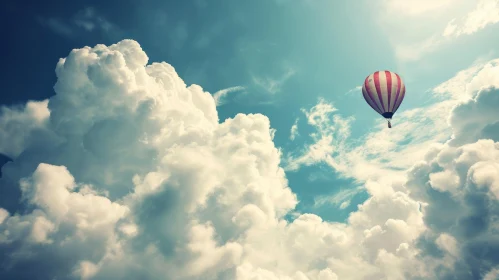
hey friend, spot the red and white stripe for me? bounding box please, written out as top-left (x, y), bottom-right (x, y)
top-left (361, 70), bottom-right (405, 115)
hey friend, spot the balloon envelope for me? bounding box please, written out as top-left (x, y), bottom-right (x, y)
top-left (362, 70), bottom-right (405, 120)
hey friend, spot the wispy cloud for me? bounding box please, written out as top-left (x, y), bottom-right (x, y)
top-left (345, 86), bottom-right (362, 95)
top-left (286, 97), bottom-right (454, 187)
top-left (380, 0), bottom-right (499, 62)
top-left (290, 118), bottom-right (299, 140)
top-left (383, 0), bottom-right (455, 17)
top-left (213, 86), bottom-right (245, 106)
top-left (313, 186), bottom-right (364, 209)
top-left (73, 7), bottom-right (114, 32)
top-left (252, 67), bottom-right (296, 94)
top-left (37, 17), bottom-right (73, 36)
top-left (394, 35), bottom-right (442, 62)
top-left (285, 98), bottom-right (353, 172)
top-left (433, 58), bottom-right (499, 100)
top-left (286, 57), bottom-right (499, 190)
top-left (37, 7), bottom-right (119, 38)
top-left (443, 0), bottom-right (499, 38)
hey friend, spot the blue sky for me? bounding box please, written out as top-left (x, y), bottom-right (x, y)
top-left (2, 0), bottom-right (499, 279)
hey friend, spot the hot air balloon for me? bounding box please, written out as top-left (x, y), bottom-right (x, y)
top-left (362, 70), bottom-right (406, 128)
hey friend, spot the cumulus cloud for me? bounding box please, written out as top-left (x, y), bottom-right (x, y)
top-left (0, 100), bottom-right (57, 159)
top-left (484, 267), bottom-right (499, 280)
top-left (286, 57), bottom-right (499, 278)
top-left (405, 138), bottom-right (499, 279)
top-left (0, 40), bottom-right (297, 280)
top-left (2, 39), bottom-right (499, 280)
top-left (449, 87), bottom-right (499, 145)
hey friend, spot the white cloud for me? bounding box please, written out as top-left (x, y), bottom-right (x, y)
top-left (37, 17), bottom-right (74, 36)
top-left (1, 39), bottom-right (499, 280)
top-left (74, 260), bottom-right (99, 279)
top-left (433, 58), bottom-right (499, 100)
top-left (288, 57), bottom-right (499, 189)
top-left (213, 86), bottom-right (245, 106)
top-left (484, 267), bottom-right (499, 280)
top-left (405, 139), bottom-right (499, 278)
top-left (377, 0), bottom-right (470, 61)
top-left (383, 0), bottom-right (455, 17)
top-left (448, 87), bottom-right (499, 146)
top-left (73, 7), bottom-right (114, 32)
top-left (345, 86), bottom-right (361, 95)
top-left (285, 98), bottom-right (353, 172)
top-left (290, 118), bottom-right (299, 140)
top-left (429, 169), bottom-right (460, 192)
top-left (0, 100), bottom-right (57, 159)
top-left (0, 40), bottom-right (296, 279)
top-left (379, 0), bottom-right (499, 61)
top-left (285, 97), bottom-right (453, 188)
top-left (393, 35), bottom-right (443, 63)
top-left (443, 0), bottom-right (499, 37)
top-left (0, 208), bottom-right (9, 225)
top-left (37, 7), bottom-right (118, 38)
top-left (252, 67), bottom-right (296, 94)
top-left (285, 57), bottom-right (499, 278)
top-left (435, 233), bottom-right (459, 257)
top-left (313, 186), bottom-right (363, 210)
